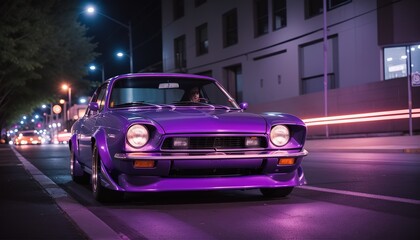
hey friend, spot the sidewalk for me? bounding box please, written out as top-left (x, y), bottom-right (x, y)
top-left (305, 135), bottom-right (420, 153)
top-left (0, 144), bottom-right (87, 239)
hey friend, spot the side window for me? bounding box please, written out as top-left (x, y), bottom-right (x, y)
top-left (86, 84), bottom-right (107, 116)
top-left (96, 85), bottom-right (107, 112)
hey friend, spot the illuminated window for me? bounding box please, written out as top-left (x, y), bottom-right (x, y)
top-left (384, 45), bottom-right (420, 80)
top-left (412, 45), bottom-right (420, 74)
top-left (384, 47), bottom-right (407, 80)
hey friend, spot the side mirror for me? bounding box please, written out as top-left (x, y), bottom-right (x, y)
top-left (239, 102), bottom-right (248, 110)
top-left (89, 102), bottom-right (99, 111)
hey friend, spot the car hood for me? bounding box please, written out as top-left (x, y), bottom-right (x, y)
top-left (116, 108), bottom-right (268, 134)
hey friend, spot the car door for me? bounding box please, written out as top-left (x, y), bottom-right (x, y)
top-left (77, 84), bottom-right (108, 166)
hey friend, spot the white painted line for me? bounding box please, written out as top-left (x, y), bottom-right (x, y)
top-left (11, 147), bottom-right (124, 240)
top-left (298, 185), bottom-right (420, 205)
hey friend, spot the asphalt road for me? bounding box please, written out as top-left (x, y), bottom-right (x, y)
top-left (10, 144), bottom-right (420, 239)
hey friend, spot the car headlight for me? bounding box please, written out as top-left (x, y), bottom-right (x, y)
top-left (127, 124), bottom-right (149, 148)
top-left (270, 125), bottom-right (290, 147)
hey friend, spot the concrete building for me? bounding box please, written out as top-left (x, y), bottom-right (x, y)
top-left (161, 0), bottom-right (420, 137)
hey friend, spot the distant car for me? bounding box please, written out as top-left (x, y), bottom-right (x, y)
top-left (69, 73), bottom-right (308, 202)
top-left (14, 130), bottom-right (43, 145)
top-left (57, 130), bottom-right (71, 144)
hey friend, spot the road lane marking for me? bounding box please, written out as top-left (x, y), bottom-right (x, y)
top-left (298, 185), bottom-right (420, 205)
top-left (10, 147), bottom-right (124, 240)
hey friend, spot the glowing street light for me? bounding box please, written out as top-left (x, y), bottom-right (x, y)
top-left (89, 64), bottom-right (105, 82)
top-left (86, 6), bottom-right (95, 13)
top-left (85, 5), bottom-right (134, 73)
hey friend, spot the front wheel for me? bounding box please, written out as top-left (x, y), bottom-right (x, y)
top-left (91, 145), bottom-right (123, 203)
top-left (70, 149), bottom-right (89, 184)
top-left (260, 187), bottom-right (294, 198)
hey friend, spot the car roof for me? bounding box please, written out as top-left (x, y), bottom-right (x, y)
top-left (106, 73), bottom-right (217, 84)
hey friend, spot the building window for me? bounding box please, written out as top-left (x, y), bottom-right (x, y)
top-left (301, 74), bottom-right (336, 95)
top-left (223, 9), bottom-right (238, 48)
top-left (300, 37), bottom-right (338, 94)
top-left (305, 0), bottom-right (351, 19)
top-left (305, 0), bottom-right (323, 18)
top-left (195, 0), bottom-right (206, 7)
top-left (254, 0), bottom-right (268, 37)
top-left (272, 0), bottom-right (286, 30)
top-left (224, 65), bottom-right (243, 102)
top-left (173, 0), bottom-right (184, 20)
top-left (196, 23), bottom-right (208, 56)
top-left (329, 0), bottom-right (352, 9)
top-left (174, 35), bottom-right (186, 71)
top-left (384, 45), bottom-right (420, 80)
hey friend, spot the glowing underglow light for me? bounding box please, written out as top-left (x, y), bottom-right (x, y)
top-left (303, 108), bottom-right (420, 126)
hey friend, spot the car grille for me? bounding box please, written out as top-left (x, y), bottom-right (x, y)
top-left (169, 168), bottom-right (263, 177)
top-left (161, 136), bottom-right (267, 150)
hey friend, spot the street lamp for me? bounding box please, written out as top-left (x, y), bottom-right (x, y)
top-left (116, 51), bottom-right (132, 63)
top-left (61, 84), bottom-right (72, 108)
top-left (89, 64), bottom-right (105, 82)
top-left (86, 5), bottom-right (134, 73)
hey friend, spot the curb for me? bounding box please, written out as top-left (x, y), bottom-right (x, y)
top-left (10, 147), bottom-right (124, 240)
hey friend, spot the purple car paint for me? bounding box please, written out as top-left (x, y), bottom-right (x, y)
top-left (69, 73), bottom-right (308, 202)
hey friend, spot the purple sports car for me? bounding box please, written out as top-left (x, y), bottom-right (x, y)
top-left (69, 73), bottom-right (308, 202)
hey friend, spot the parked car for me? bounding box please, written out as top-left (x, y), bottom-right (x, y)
top-left (14, 130), bottom-right (43, 145)
top-left (69, 73), bottom-right (308, 202)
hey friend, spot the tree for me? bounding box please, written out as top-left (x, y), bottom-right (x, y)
top-left (0, 0), bottom-right (98, 131)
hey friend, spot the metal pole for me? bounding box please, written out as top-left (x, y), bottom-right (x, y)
top-left (323, 0), bottom-right (329, 138)
top-left (68, 88), bottom-right (72, 109)
top-left (407, 46), bottom-right (413, 136)
top-left (95, 12), bottom-right (133, 73)
top-left (102, 64), bottom-right (105, 82)
top-left (128, 21), bottom-right (134, 73)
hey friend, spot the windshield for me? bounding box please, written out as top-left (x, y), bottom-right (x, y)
top-left (20, 132), bottom-right (37, 137)
top-left (109, 76), bottom-right (239, 109)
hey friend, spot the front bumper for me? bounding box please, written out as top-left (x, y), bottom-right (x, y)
top-left (114, 149), bottom-right (308, 160)
top-left (103, 149), bottom-right (308, 192)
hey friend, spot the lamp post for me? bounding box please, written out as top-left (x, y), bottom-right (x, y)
top-left (86, 6), bottom-right (134, 73)
top-left (322, 0), bottom-right (329, 138)
top-left (62, 84), bottom-right (71, 108)
top-left (62, 84), bottom-right (72, 129)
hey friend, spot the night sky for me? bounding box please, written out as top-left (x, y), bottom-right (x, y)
top-left (77, 0), bottom-right (162, 83)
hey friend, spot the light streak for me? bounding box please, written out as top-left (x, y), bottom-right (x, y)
top-left (303, 108), bottom-right (420, 126)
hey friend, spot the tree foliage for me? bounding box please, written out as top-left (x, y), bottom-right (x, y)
top-left (0, 0), bottom-right (98, 130)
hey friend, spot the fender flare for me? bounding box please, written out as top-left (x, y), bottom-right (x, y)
top-left (92, 128), bottom-right (122, 191)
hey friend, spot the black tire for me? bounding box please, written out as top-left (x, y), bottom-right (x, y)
top-left (70, 150), bottom-right (89, 184)
top-left (260, 187), bottom-right (294, 198)
top-left (91, 145), bottom-right (123, 203)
